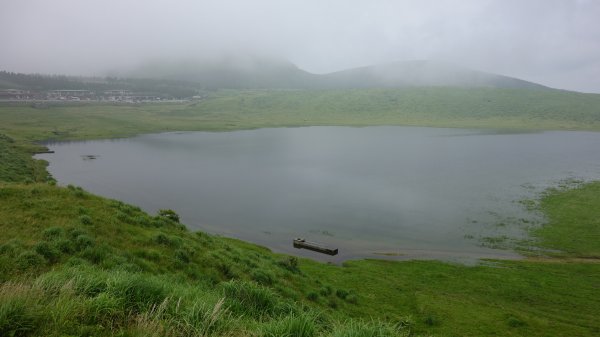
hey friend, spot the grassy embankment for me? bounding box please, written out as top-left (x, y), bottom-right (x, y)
top-left (1, 88), bottom-right (600, 336)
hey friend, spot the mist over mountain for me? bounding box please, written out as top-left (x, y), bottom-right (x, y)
top-left (3, 1), bottom-right (599, 92)
top-left (124, 57), bottom-right (550, 91)
top-left (318, 60), bottom-right (549, 90)
top-left (1, 57), bottom-right (552, 93)
top-left (124, 55), bottom-right (317, 89)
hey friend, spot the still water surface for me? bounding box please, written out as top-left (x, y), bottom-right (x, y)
top-left (37, 127), bottom-right (600, 262)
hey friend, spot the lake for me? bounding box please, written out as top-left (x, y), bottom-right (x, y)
top-left (36, 126), bottom-right (600, 262)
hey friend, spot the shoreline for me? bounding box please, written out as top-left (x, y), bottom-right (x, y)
top-left (35, 125), bottom-right (585, 265)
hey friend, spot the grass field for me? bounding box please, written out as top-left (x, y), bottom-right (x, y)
top-left (1, 88), bottom-right (600, 145)
top-left (532, 183), bottom-right (600, 259)
top-left (1, 88), bottom-right (600, 336)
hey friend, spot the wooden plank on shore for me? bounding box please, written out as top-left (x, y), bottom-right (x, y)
top-left (293, 238), bottom-right (338, 255)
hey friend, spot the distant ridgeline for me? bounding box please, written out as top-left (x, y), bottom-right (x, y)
top-left (124, 58), bottom-right (552, 91)
top-left (2, 59), bottom-right (552, 96)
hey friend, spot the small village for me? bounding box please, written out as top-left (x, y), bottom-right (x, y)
top-left (0, 88), bottom-right (184, 102)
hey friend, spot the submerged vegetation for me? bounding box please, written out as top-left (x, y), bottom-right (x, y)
top-left (1, 91), bottom-right (600, 336)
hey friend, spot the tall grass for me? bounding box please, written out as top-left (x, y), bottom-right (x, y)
top-left (10, 267), bottom-right (242, 336)
top-left (0, 283), bottom-right (41, 337)
top-left (260, 312), bottom-right (318, 337)
top-left (328, 320), bottom-right (409, 337)
top-left (181, 297), bottom-right (234, 336)
top-left (221, 280), bottom-right (284, 318)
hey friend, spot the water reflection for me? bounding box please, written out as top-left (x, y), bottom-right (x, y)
top-left (37, 126), bottom-right (600, 262)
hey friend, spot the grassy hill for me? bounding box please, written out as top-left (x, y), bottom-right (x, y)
top-left (1, 180), bottom-right (599, 337)
top-left (127, 59), bottom-right (550, 90)
top-left (128, 56), bottom-right (318, 90)
top-left (1, 91), bottom-right (600, 336)
top-left (318, 61), bottom-right (548, 90)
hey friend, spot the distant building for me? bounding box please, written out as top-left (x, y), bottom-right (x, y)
top-left (0, 89), bottom-right (32, 100)
top-left (47, 90), bottom-right (93, 100)
top-left (103, 89), bottom-right (132, 101)
top-left (0, 88), bottom-right (168, 102)
top-left (103, 90), bottom-right (159, 102)
top-left (130, 93), bottom-right (160, 101)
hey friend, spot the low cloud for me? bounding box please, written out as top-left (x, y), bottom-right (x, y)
top-left (1, 0), bottom-right (599, 92)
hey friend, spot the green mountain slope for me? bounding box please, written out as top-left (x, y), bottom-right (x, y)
top-left (0, 58), bottom-right (558, 93)
top-left (127, 58), bottom-right (551, 90)
top-left (128, 56), bottom-right (318, 89)
top-left (319, 60), bottom-right (548, 90)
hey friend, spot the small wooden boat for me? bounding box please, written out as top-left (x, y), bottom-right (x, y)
top-left (293, 238), bottom-right (338, 256)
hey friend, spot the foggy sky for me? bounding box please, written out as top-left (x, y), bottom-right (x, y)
top-left (1, 0), bottom-right (599, 92)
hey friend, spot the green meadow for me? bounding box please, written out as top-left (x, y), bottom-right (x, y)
top-left (2, 88), bottom-right (600, 144)
top-left (1, 88), bottom-right (600, 336)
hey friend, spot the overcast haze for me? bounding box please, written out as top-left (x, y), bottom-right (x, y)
top-left (1, 0), bottom-right (599, 92)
